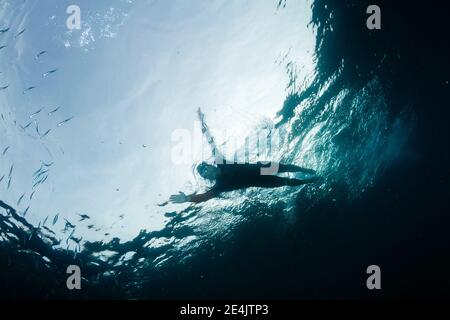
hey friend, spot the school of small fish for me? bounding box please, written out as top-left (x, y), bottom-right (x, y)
top-left (0, 20), bottom-right (148, 249)
top-left (1, 24), bottom-right (77, 232)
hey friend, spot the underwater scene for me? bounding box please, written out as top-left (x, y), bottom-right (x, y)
top-left (0, 0), bottom-right (449, 300)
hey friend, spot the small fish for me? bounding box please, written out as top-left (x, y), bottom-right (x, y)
top-left (20, 121), bottom-right (32, 130)
top-left (42, 162), bottom-right (53, 167)
top-left (34, 169), bottom-right (48, 179)
top-left (43, 69), bottom-right (57, 78)
top-left (0, 28), bottom-right (10, 34)
top-left (52, 213), bottom-right (59, 225)
top-left (142, 144), bottom-right (148, 148)
top-left (35, 50), bottom-right (47, 60)
top-left (23, 206), bottom-right (30, 217)
top-left (119, 214), bottom-right (124, 220)
top-left (78, 213), bottom-right (90, 221)
top-left (14, 29), bottom-right (26, 38)
top-left (17, 193), bottom-right (25, 206)
top-left (32, 180), bottom-right (40, 189)
top-left (32, 166), bottom-right (44, 176)
top-left (87, 224), bottom-right (94, 229)
top-left (29, 190), bottom-right (36, 200)
top-left (33, 174), bottom-right (48, 188)
top-left (42, 216), bottom-right (48, 226)
top-left (2, 146), bottom-right (10, 155)
top-left (0, 85), bottom-right (9, 90)
top-left (0, 45), bottom-right (6, 50)
top-left (48, 107), bottom-right (60, 115)
top-left (33, 170), bottom-right (46, 181)
top-left (34, 120), bottom-right (40, 135)
top-left (8, 164), bottom-right (13, 177)
top-left (0, 175), bottom-right (4, 183)
top-left (23, 86), bottom-right (37, 94)
top-left (71, 236), bottom-right (82, 245)
top-left (64, 219), bottom-right (75, 229)
top-left (39, 174), bottom-right (49, 184)
top-left (29, 107), bottom-right (45, 118)
top-left (57, 117), bottom-right (74, 126)
top-left (40, 128), bottom-right (51, 138)
top-left (7, 176), bottom-right (11, 189)
top-left (42, 226), bottom-right (55, 235)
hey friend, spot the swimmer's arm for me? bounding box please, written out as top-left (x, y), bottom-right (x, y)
top-left (188, 191), bottom-right (216, 203)
top-left (198, 108), bottom-right (224, 164)
top-left (169, 191), bottom-right (216, 204)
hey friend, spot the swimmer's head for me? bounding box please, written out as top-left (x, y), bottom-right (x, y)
top-left (196, 162), bottom-right (220, 181)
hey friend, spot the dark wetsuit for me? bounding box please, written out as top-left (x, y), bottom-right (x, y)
top-left (189, 162), bottom-right (315, 203)
top-left (211, 162), bottom-right (302, 193)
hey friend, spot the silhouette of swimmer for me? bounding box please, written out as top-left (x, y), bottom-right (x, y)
top-left (167, 109), bottom-right (318, 204)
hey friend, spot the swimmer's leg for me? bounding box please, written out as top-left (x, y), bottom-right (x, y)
top-left (278, 163), bottom-right (316, 175)
top-left (284, 176), bottom-right (319, 186)
top-left (258, 162), bottom-right (316, 175)
top-left (254, 175), bottom-right (318, 188)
